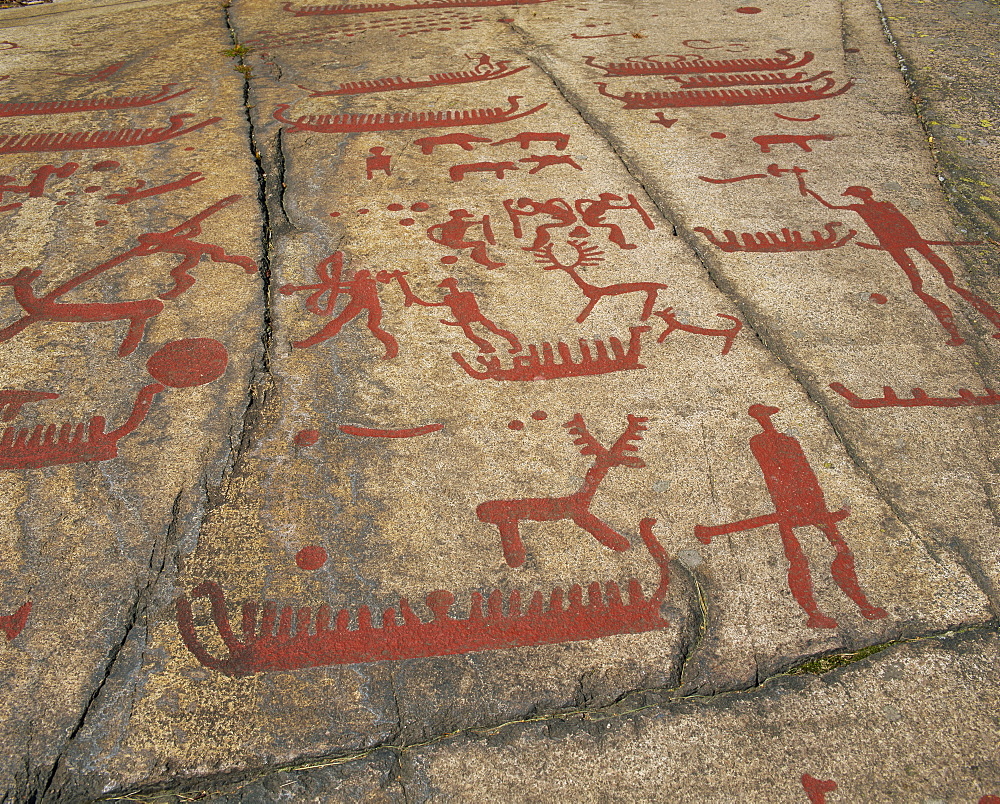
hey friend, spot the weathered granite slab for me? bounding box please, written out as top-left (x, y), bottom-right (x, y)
top-left (0, 0), bottom-right (996, 799)
top-left (0, 0), bottom-right (263, 797)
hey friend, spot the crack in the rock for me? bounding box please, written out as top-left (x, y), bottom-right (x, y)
top-left (221, 4), bottom-right (275, 480)
top-left (98, 623), bottom-right (998, 803)
top-left (510, 20), bottom-right (984, 596)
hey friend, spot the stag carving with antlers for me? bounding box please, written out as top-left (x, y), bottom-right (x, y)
top-left (476, 413), bottom-right (649, 567)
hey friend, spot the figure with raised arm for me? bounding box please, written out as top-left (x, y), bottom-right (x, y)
top-left (797, 172), bottom-right (1000, 346)
top-left (403, 276), bottom-right (520, 353)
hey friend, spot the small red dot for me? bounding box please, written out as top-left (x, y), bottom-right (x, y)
top-left (296, 545), bottom-right (328, 570)
top-left (441, 256), bottom-right (458, 265)
top-left (330, 211), bottom-right (341, 217)
top-left (185, 147), bottom-right (196, 151)
top-left (84, 185), bottom-right (101, 193)
top-left (92, 160), bottom-right (120, 171)
top-left (711, 132), bottom-right (727, 139)
top-left (499, 17), bottom-right (513, 22)
top-left (411, 202), bottom-right (430, 211)
top-left (531, 410), bottom-right (547, 420)
top-left (870, 293), bottom-right (888, 304)
top-left (65, 191), bottom-right (77, 197)
top-left (357, 208), bottom-right (369, 214)
top-left (294, 429), bottom-right (320, 446)
top-left (399, 218), bottom-right (415, 226)
top-left (95, 220), bottom-right (109, 227)
top-left (387, 203), bottom-right (404, 211)
top-left (845, 47), bottom-right (860, 53)
top-left (56, 200), bottom-right (68, 206)
top-left (508, 420), bottom-right (524, 430)
top-left (736, 6), bottom-right (762, 12)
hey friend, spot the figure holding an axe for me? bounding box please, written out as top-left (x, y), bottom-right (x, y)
top-left (695, 405), bottom-right (888, 629)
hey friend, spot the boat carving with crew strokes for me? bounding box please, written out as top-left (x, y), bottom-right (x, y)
top-left (273, 96), bottom-right (546, 133)
top-left (0, 85), bottom-right (192, 118)
top-left (283, 0), bottom-right (554, 15)
top-left (584, 49), bottom-right (814, 77)
top-left (595, 78), bottom-right (854, 108)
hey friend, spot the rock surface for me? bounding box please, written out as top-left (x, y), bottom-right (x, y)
top-left (0, 0), bottom-right (995, 800)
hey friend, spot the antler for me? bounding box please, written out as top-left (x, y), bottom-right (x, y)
top-left (564, 414), bottom-right (609, 459)
top-left (608, 414), bottom-right (649, 467)
top-left (531, 239), bottom-right (605, 272)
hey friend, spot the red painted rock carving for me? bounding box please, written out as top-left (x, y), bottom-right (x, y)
top-left (402, 276), bottom-right (521, 353)
top-left (0, 196), bottom-right (255, 353)
top-left (366, 147), bottom-right (392, 178)
top-left (693, 222), bottom-right (856, 252)
top-left (477, 414), bottom-right (648, 567)
top-left (0, 267), bottom-right (164, 356)
top-left (491, 131), bottom-right (570, 150)
top-left (449, 161), bottom-right (518, 181)
top-left (177, 519), bottom-right (669, 676)
top-left (518, 154), bottom-right (582, 174)
top-left (0, 161), bottom-right (78, 211)
top-left (414, 132), bottom-right (492, 154)
top-left (504, 197), bottom-right (578, 249)
top-left (453, 326), bottom-right (649, 381)
top-left (284, 0), bottom-right (555, 15)
top-left (695, 405), bottom-right (888, 629)
top-left (576, 193), bottom-right (656, 249)
top-left (533, 239), bottom-right (667, 322)
top-left (297, 53), bottom-right (528, 96)
top-left (653, 307), bottom-right (742, 355)
top-left (427, 209), bottom-right (505, 269)
top-left (0, 601), bottom-right (30, 641)
top-left (55, 60), bottom-right (126, 82)
top-left (274, 96), bottom-right (545, 134)
top-left (338, 423), bottom-right (444, 437)
top-left (296, 545), bottom-right (328, 570)
top-left (980, 797), bottom-right (1000, 804)
top-left (280, 253), bottom-right (399, 357)
top-left (776, 112), bottom-right (822, 122)
top-left (829, 382), bottom-right (1000, 409)
top-left (0, 390), bottom-right (60, 421)
top-left (753, 133), bottom-right (836, 152)
top-left (797, 173), bottom-right (1000, 345)
top-left (801, 774), bottom-right (837, 804)
top-left (0, 114), bottom-right (220, 155)
top-left (595, 77), bottom-right (853, 109)
top-left (671, 70), bottom-right (823, 89)
top-left (571, 31), bottom-right (630, 39)
top-left (104, 171), bottom-right (205, 204)
top-left (584, 49), bottom-right (814, 77)
top-left (0, 85), bottom-right (191, 118)
top-left (651, 113), bottom-right (678, 128)
top-left (0, 338), bottom-right (228, 471)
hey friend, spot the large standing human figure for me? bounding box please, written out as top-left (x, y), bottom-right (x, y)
top-left (797, 174), bottom-right (1000, 345)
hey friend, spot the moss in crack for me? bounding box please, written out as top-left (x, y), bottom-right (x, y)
top-left (785, 641), bottom-right (896, 676)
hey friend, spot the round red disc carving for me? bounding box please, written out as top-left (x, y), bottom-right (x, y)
top-left (294, 429), bottom-right (320, 446)
top-left (387, 203), bottom-right (404, 211)
top-left (146, 338), bottom-right (228, 388)
top-left (441, 256), bottom-right (458, 265)
top-left (531, 410), bottom-right (548, 420)
top-left (870, 293), bottom-right (888, 304)
top-left (296, 545), bottom-right (328, 570)
top-left (508, 419), bottom-right (524, 430)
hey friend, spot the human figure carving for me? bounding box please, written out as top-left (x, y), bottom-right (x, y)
top-left (426, 209), bottom-right (505, 269)
top-left (503, 197), bottom-right (577, 249)
top-left (365, 146), bottom-right (392, 178)
top-left (695, 405), bottom-right (888, 629)
top-left (575, 193), bottom-right (656, 249)
top-left (0, 267), bottom-right (164, 356)
top-left (533, 239), bottom-right (668, 323)
top-left (477, 414), bottom-right (648, 567)
top-left (402, 276), bottom-right (520, 353)
top-left (797, 173), bottom-right (1000, 345)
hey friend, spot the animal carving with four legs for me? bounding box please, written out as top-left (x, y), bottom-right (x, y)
top-left (477, 413), bottom-right (648, 567)
top-left (533, 239), bottom-right (668, 323)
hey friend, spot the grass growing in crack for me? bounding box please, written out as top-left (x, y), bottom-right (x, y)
top-left (786, 641), bottom-right (894, 676)
top-left (223, 44), bottom-right (252, 58)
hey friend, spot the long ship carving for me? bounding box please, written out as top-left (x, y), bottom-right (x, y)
top-left (176, 520), bottom-right (671, 676)
top-left (274, 96), bottom-right (545, 133)
top-left (693, 223), bottom-right (856, 252)
top-left (284, 0), bottom-right (554, 15)
top-left (0, 114), bottom-right (220, 155)
top-left (829, 382), bottom-right (1000, 409)
top-left (0, 84), bottom-right (191, 118)
top-left (452, 326), bottom-right (649, 381)
top-left (0, 383), bottom-right (162, 470)
top-left (584, 49), bottom-right (814, 77)
top-left (595, 78), bottom-right (854, 109)
top-left (672, 70), bottom-right (828, 89)
top-left (297, 55), bottom-right (528, 96)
